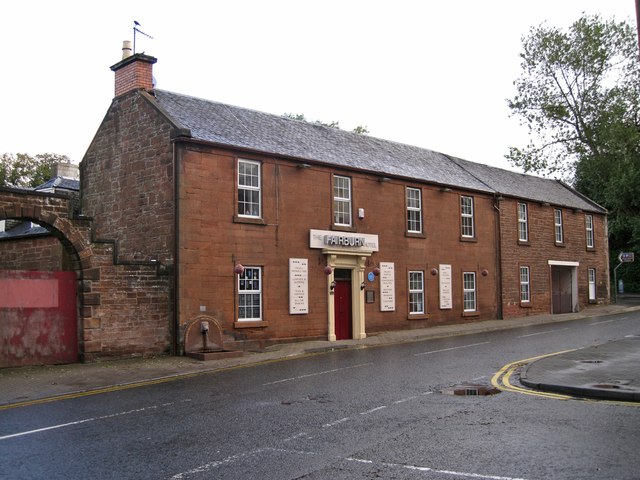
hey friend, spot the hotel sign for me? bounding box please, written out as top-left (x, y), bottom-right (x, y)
top-left (309, 229), bottom-right (379, 251)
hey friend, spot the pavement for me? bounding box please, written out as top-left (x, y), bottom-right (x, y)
top-left (2, 299), bottom-right (640, 409)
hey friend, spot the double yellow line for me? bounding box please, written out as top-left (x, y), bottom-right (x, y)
top-left (492, 350), bottom-right (640, 407)
top-left (491, 350), bottom-right (576, 400)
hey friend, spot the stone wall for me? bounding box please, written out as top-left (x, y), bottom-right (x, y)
top-left (78, 90), bottom-right (176, 358)
top-left (0, 234), bottom-right (72, 271)
top-left (81, 91), bottom-right (175, 265)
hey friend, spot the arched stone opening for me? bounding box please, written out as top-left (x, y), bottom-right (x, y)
top-left (0, 190), bottom-right (91, 366)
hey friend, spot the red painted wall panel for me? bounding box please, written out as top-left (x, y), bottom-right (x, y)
top-left (0, 270), bottom-right (78, 367)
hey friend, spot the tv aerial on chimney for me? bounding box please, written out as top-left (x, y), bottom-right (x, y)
top-left (133, 20), bottom-right (153, 54)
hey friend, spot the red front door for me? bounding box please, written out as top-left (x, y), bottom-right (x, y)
top-left (334, 276), bottom-right (352, 340)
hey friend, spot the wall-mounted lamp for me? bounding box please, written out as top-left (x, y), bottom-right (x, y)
top-left (379, 177), bottom-right (390, 183)
top-left (297, 163), bottom-right (310, 169)
top-left (234, 263), bottom-right (245, 275)
top-left (440, 187), bottom-right (452, 192)
top-left (372, 267), bottom-right (381, 276)
top-left (360, 281), bottom-right (366, 290)
top-left (431, 268), bottom-right (438, 276)
top-left (324, 265), bottom-right (333, 275)
top-left (481, 269), bottom-right (489, 277)
top-left (330, 281), bottom-right (336, 293)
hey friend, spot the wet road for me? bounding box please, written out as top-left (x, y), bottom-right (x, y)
top-left (1, 308), bottom-right (639, 479)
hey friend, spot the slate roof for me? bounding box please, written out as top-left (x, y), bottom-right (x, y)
top-left (450, 157), bottom-right (606, 213)
top-left (149, 89), bottom-right (606, 214)
top-left (0, 221), bottom-right (49, 240)
top-left (0, 177), bottom-right (79, 240)
top-left (35, 176), bottom-right (79, 192)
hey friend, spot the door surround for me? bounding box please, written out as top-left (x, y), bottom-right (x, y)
top-left (324, 249), bottom-right (370, 341)
top-left (548, 260), bottom-right (579, 314)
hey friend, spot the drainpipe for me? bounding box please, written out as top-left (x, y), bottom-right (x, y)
top-left (493, 194), bottom-right (503, 319)
top-left (172, 141), bottom-right (180, 355)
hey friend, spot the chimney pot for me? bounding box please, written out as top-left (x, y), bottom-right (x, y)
top-left (122, 40), bottom-right (133, 59)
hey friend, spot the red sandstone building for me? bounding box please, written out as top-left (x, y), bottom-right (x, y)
top-left (81, 52), bottom-right (609, 353)
top-left (0, 51), bottom-right (609, 364)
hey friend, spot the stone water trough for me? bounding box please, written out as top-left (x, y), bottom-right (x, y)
top-left (184, 316), bottom-right (243, 361)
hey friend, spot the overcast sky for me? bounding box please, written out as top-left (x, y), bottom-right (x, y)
top-left (0, 1), bottom-right (635, 173)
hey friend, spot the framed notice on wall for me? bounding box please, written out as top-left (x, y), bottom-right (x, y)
top-left (439, 264), bottom-right (452, 309)
top-left (289, 258), bottom-right (308, 314)
top-left (380, 262), bottom-right (395, 311)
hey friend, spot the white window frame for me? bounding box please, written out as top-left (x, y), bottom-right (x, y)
top-left (237, 159), bottom-right (261, 218)
top-left (460, 196), bottom-right (475, 238)
top-left (518, 202), bottom-right (528, 242)
top-left (554, 209), bottom-right (564, 244)
top-left (333, 175), bottom-right (352, 227)
top-left (463, 272), bottom-right (477, 312)
top-left (588, 268), bottom-right (596, 301)
top-left (585, 214), bottom-right (594, 248)
top-left (520, 266), bottom-right (530, 303)
top-left (408, 270), bottom-right (425, 314)
top-left (406, 187), bottom-right (422, 234)
top-left (238, 266), bottom-right (262, 321)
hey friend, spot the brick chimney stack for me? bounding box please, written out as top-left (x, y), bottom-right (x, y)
top-left (110, 44), bottom-right (157, 97)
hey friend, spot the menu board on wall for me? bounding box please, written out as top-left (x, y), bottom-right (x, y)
top-left (439, 263), bottom-right (452, 310)
top-left (380, 262), bottom-right (395, 312)
top-left (289, 258), bottom-right (308, 314)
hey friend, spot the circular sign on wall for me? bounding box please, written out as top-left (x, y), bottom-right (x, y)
top-left (367, 272), bottom-right (375, 282)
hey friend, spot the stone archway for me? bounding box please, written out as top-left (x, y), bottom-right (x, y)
top-left (1, 186), bottom-right (175, 363)
top-left (0, 187), bottom-right (91, 366)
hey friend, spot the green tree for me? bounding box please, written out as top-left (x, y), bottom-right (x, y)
top-left (0, 153), bottom-right (70, 188)
top-left (283, 113), bottom-right (369, 134)
top-left (507, 15), bottom-right (640, 291)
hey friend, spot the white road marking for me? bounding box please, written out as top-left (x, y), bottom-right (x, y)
top-left (347, 457), bottom-right (529, 480)
top-left (414, 341), bottom-right (490, 356)
top-left (323, 417), bottom-right (350, 428)
top-left (170, 447), bottom-right (316, 479)
top-left (262, 362), bottom-right (373, 385)
top-left (0, 400), bottom-right (191, 441)
top-left (517, 328), bottom-right (568, 338)
top-left (283, 432), bottom-right (312, 442)
top-left (589, 319), bottom-right (618, 325)
top-left (393, 395), bottom-right (418, 404)
top-left (360, 406), bottom-right (387, 415)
